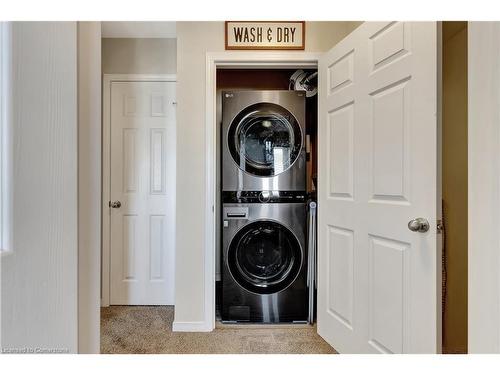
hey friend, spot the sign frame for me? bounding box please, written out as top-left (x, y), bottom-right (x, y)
top-left (225, 21), bottom-right (306, 51)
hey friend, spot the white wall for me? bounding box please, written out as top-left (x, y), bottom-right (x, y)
top-left (468, 21), bottom-right (500, 353)
top-left (174, 21), bottom-right (360, 328)
top-left (102, 38), bottom-right (176, 74)
top-left (101, 22), bottom-right (176, 38)
top-left (78, 22), bottom-right (101, 354)
top-left (0, 22), bottom-right (78, 353)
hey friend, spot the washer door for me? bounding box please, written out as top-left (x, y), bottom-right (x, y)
top-left (227, 102), bottom-right (302, 177)
top-left (227, 220), bottom-right (303, 294)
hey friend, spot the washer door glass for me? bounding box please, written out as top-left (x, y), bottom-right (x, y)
top-left (228, 103), bottom-right (302, 177)
top-left (228, 220), bottom-right (303, 294)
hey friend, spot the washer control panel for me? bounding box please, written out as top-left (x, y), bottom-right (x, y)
top-left (222, 191), bottom-right (307, 204)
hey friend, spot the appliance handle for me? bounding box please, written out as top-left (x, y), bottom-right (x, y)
top-left (226, 213), bottom-right (247, 218)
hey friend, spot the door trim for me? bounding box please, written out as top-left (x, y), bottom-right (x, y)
top-left (101, 73), bottom-right (176, 307)
top-left (194, 52), bottom-right (320, 332)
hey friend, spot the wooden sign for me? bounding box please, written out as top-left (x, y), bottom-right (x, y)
top-left (225, 21), bottom-right (305, 50)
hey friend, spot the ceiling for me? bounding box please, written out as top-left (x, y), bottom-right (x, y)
top-left (101, 22), bottom-right (176, 38)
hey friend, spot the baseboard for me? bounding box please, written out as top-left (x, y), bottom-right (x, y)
top-left (172, 320), bottom-right (213, 332)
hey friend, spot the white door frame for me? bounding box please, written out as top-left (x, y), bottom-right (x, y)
top-left (202, 52), bottom-right (321, 330)
top-left (102, 73), bottom-right (176, 307)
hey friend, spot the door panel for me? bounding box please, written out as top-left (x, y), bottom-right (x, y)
top-left (368, 235), bottom-right (409, 354)
top-left (110, 81), bottom-right (176, 305)
top-left (327, 226), bottom-right (354, 329)
top-left (318, 22), bottom-right (439, 353)
top-left (328, 104), bottom-right (354, 199)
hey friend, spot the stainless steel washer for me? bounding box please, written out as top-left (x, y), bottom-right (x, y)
top-left (221, 194), bottom-right (308, 323)
top-left (222, 90), bottom-right (306, 192)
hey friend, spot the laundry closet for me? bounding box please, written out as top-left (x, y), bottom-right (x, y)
top-left (215, 69), bottom-right (318, 323)
top-left (212, 21), bottom-right (468, 353)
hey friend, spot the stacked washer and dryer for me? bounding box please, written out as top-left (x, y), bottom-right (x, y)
top-left (221, 90), bottom-right (309, 323)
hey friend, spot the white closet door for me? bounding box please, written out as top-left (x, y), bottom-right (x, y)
top-left (317, 22), bottom-right (440, 353)
top-left (110, 81), bottom-right (176, 305)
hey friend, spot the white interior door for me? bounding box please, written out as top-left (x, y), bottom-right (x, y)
top-left (110, 81), bottom-right (176, 305)
top-left (317, 22), bottom-right (440, 353)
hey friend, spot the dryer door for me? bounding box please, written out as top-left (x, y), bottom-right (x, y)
top-left (227, 103), bottom-right (302, 177)
top-left (227, 220), bottom-right (303, 294)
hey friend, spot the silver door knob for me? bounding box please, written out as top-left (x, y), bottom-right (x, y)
top-left (110, 200), bottom-right (121, 208)
top-left (408, 218), bottom-right (430, 233)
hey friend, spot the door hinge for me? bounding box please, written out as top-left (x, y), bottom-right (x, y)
top-left (437, 219), bottom-right (444, 234)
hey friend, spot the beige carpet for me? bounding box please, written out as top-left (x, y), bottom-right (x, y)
top-left (101, 306), bottom-right (336, 354)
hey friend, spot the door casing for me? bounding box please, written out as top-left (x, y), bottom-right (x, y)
top-left (189, 52), bottom-right (322, 332)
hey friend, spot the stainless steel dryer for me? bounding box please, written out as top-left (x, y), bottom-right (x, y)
top-left (222, 90), bottom-right (306, 192)
top-left (221, 192), bottom-right (308, 323)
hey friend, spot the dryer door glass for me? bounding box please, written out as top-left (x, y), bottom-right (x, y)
top-left (228, 103), bottom-right (302, 177)
top-left (228, 220), bottom-right (303, 294)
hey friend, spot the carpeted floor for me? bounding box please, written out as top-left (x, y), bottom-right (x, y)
top-left (101, 306), bottom-right (336, 354)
